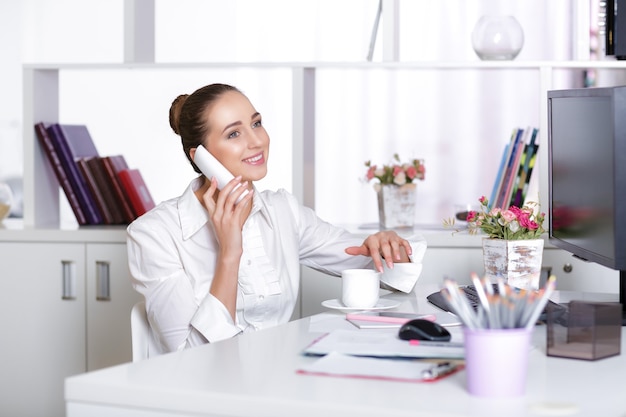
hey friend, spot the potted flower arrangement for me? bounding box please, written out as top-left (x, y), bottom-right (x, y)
top-left (465, 196), bottom-right (545, 239)
top-left (364, 154), bottom-right (425, 229)
top-left (447, 196), bottom-right (546, 290)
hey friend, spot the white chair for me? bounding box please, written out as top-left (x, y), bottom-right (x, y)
top-left (130, 301), bottom-right (157, 361)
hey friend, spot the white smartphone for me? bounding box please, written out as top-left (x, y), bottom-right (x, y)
top-left (193, 145), bottom-right (249, 203)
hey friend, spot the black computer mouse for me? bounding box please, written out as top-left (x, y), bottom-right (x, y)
top-left (398, 319), bottom-right (451, 342)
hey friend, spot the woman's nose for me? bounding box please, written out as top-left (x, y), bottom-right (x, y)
top-left (247, 129), bottom-right (265, 147)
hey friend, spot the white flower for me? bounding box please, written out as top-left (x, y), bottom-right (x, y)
top-left (507, 221), bottom-right (520, 233)
top-left (393, 171), bottom-right (407, 185)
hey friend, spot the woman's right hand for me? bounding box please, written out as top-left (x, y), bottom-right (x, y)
top-left (201, 176), bottom-right (253, 320)
top-left (201, 176), bottom-right (253, 256)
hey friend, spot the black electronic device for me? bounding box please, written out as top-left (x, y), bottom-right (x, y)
top-left (606, 0), bottom-right (626, 59)
top-left (426, 283), bottom-right (565, 323)
top-left (398, 319), bottom-right (451, 342)
top-left (547, 86), bottom-right (626, 325)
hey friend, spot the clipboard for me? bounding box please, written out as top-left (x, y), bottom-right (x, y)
top-left (297, 351), bottom-right (464, 383)
top-left (303, 329), bottom-right (465, 360)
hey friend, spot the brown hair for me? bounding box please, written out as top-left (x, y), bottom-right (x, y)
top-left (169, 83), bottom-right (241, 173)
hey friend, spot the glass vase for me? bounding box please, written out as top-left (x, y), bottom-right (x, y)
top-left (0, 182), bottom-right (13, 222)
top-left (376, 183), bottom-right (416, 229)
top-left (471, 15), bottom-right (524, 61)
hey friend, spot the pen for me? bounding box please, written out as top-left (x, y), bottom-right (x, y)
top-left (408, 340), bottom-right (464, 348)
top-left (421, 362), bottom-right (459, 380)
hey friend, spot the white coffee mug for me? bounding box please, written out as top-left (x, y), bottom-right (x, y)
top-left (341, 269), bottom-right (380, 308)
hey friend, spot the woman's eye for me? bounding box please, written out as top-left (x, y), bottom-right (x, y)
top-left (227, 130), bottom-right (240, 139)
top-left (252, 120), bottom-right (262, 128)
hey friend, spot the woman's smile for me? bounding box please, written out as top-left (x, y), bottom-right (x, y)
top-left (243, 152), bottom-right (264, 165)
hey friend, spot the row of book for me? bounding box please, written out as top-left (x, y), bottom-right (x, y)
top-left (488, 126), bottom-right (539, 210)
top-left (35, 122), bottom-right (155, 225)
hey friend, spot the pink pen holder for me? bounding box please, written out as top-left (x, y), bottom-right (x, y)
top-left (463, 327), bottom-right (532, 397)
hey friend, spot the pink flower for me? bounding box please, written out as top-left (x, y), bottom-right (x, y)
top-left (366, 166), bottom-right (376, 181)
top-left (406, 166), bottom-right (417, 180)
top-left (392, 165), bottom-right (403, 176)
top-left (479, 196), bottom-right (487, 204)
top-left (519, 216), bottom-right (538, 230)
top-left (467, 211), bottom-right (477, 222)
top-left (500, 209), bottom-right (517, 223)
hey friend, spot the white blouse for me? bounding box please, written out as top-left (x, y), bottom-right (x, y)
top-left (127, 177), bottom-right (426, 353)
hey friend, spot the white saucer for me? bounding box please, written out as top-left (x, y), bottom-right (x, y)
top-left (321, 298), bottom-right (401, 311)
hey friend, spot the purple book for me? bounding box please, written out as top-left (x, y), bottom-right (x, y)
top-left (34, 122), bottom-right (88, 225)
top-left (46, 123), bottom-right (103, 225)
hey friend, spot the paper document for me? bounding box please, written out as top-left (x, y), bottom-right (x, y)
top-left (297, 351), bottom-right (463, 382)
top-left (303, 329), bottom-right (465, 359)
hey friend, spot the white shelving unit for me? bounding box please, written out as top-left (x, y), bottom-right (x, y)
top-left (21, 59), bottom-right (626, 231)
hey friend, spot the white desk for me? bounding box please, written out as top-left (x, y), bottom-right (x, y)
top-left (65, 287), bottom-right (626, 417)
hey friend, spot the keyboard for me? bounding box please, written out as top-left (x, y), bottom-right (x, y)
top-left (426, 284), bottom-right (566, 323)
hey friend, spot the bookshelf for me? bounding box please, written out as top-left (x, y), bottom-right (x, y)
top-left (21, 60), bottom-right (626, 230)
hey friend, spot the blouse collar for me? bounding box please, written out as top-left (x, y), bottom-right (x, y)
top-left (178, 176), bottom-right (272, 241)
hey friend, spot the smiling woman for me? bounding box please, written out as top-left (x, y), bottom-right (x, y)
top-left (126, 82), bottom-right (427, 355)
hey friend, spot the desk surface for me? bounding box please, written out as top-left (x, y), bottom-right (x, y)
top-left (65, 287), bottom-right (625, 417)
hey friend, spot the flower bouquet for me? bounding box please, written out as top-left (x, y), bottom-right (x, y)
top-left (463, 196), bottom-right (545, 240)
top-left (445, 196), bottom-right (546, 289)
top-left (364, 154), bottom-right (425, 229)
top-left (364, 153), bottom-right (425, 189)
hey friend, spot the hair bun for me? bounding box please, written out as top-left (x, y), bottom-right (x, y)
top-left (169, 94), bottom-right (189, 136)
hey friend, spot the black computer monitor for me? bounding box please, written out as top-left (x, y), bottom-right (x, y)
top-left (547, 86), bottom-right (626, 324)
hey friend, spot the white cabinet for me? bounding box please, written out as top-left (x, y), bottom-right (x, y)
top-left (86, 242), bottom-right (141, 371)
top-left (0, 233), bottom-right (140, 417)
top-left (0, 242), bottom-right (86, 417)
top-left (542, 249), bottom-right (619, 294)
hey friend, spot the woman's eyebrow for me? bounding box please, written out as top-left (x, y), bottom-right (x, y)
top-left (222, 120), bottom-right (242, 133)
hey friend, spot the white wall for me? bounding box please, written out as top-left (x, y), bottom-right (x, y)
top-left (3, 0), bottom-right (584, 226)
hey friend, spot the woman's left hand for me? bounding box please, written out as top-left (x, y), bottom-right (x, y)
top-left (344, 231), bottom-right (412, 273)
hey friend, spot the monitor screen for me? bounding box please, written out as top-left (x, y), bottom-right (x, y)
top-left (548, 86), bottom-right (626, 271)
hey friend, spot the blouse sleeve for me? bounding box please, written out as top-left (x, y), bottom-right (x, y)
top-left (126, 210), bottom-right (241, 353)
top-left (279, 190), bottom-right (427, 293)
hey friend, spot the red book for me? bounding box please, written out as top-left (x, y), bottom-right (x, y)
top-left (77, 157), bottom-right (116, 225)
top-left (87, 156), bottom-right (127, 224)
top-left (118, 169), bottom-right (155, 217)
top-left (34, 122), bottom-right (88, 225)
top-left (100, 155), bottom-right (137, 223)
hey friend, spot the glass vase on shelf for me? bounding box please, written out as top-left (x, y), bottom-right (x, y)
top-left (471, 15), bottom-right (524, 61)
top-left (0, 182), bottom-right (13, 223)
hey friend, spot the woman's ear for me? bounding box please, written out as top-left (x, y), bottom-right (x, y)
top-left (189, 147), bottom-right (197, 161)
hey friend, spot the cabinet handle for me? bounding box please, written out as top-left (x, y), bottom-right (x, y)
top-left (96, 261), bottom-right (111, 301)
top-left (61, 260), bottom-right (76, 300)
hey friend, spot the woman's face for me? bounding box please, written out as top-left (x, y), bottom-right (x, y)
top-left (202, 90), bottom-right (269, 183)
